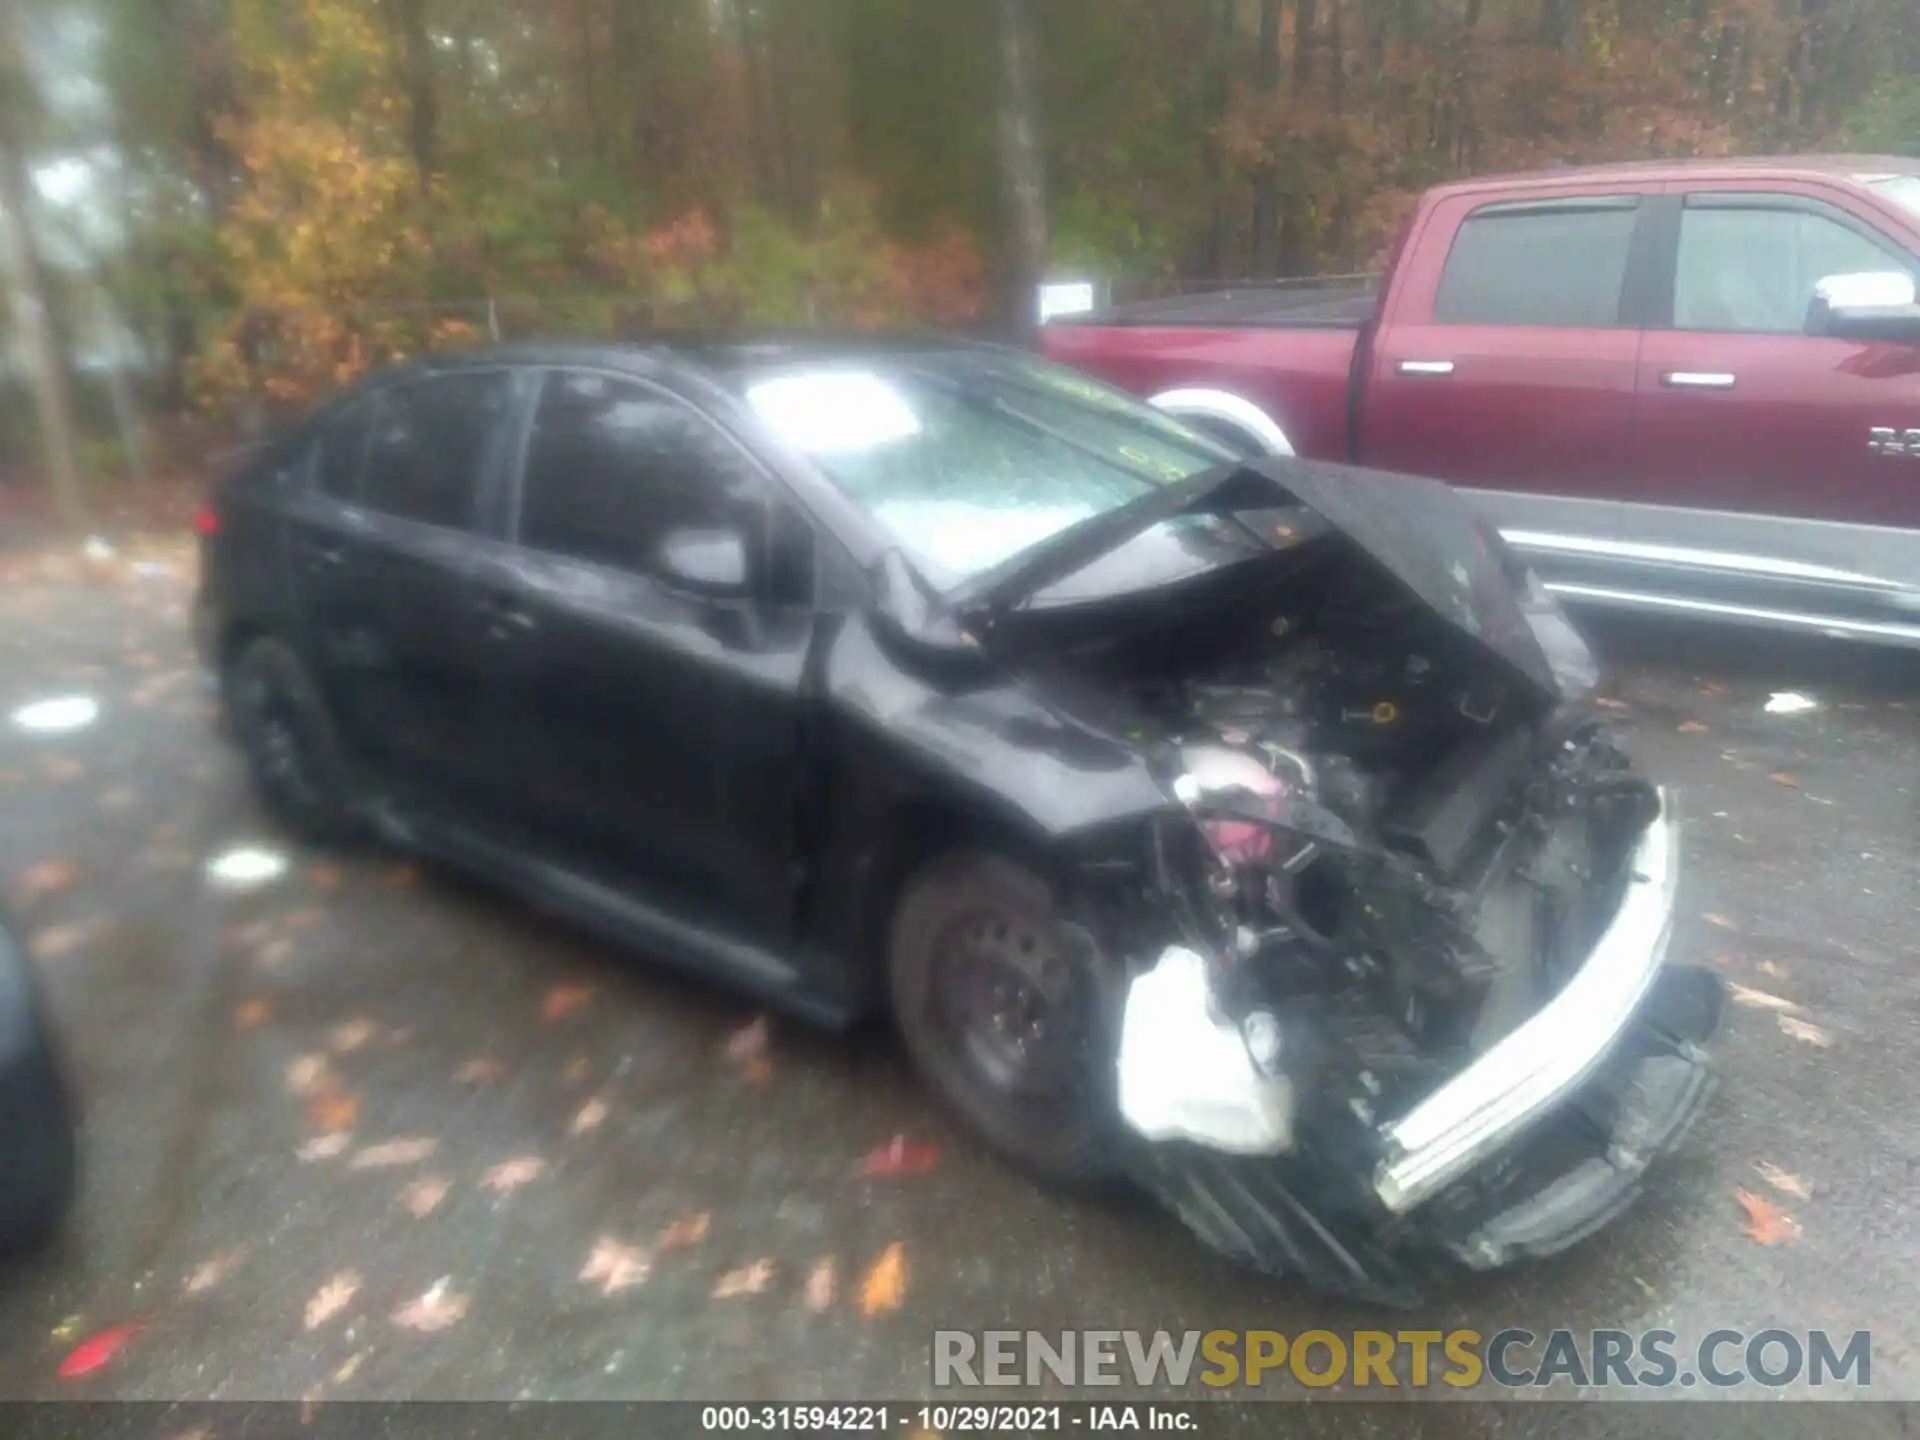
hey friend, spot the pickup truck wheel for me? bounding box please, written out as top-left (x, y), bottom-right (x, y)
top-left (888, 852), bottom-right (1116, 1186)
top-left (228, 637), bottom-right (360, 845)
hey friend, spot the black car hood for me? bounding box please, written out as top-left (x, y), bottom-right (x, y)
top-left (951, 456), bottom-right (1585, 703)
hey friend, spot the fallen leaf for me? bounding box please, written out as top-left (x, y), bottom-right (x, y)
top-left (858, 1135), bottom-right (941, 1178)
top-left (297, 1133), bottom-right (352, 1163)
top-left (740, 1055), bottom-right (773, 1085)
top-left (1704, 912), bottom-right (1738, 930)
top-left (580, 1237), bottom-right (652, 1296)
top-left (542, 983), bottom-right (597, 1023)
top-left (712, 1258), bottom-right (776, 1298)
top-left (1756, 1162), bottom-right (1813, 1201)
top-left (562, 1052), bottom-right (591, 1086)
top-left (31, 919), bottom-right (106, 960)
top-left (286, 1054), bottom-right (335, 1097)
top-left (859, 1242), bottom-right (908, 1316)
top-left (332, 1350), bottom-right (367, 1384)
top-left (285, 908), bottom-right (322, 930)
top-left (570, 1096), bottom-right (609, 1136)
top-left (392, 1277), bottom-right (468, 1332)
top-left (398, 1175), bottom-right (451, 1218)
top-left (724, 1014), bottom-right (770, 1064)
top-left (804, 1257), bottom-right (837, 1312)
top-left (482, 1156), bottom-right (546, 1193)
top-left (329, 1018), bottom-right (379, 1054)
top-left (184, 1246), bottom-right (250, 1294)
top-left (1594, 697), bottom-right (1630, 711)
top-left (455, 1056), bottom-right (507, 1086)
top-left (234, 998), bottom-right (272, 1030)
top-left (309, 864), bottom-right (343, 892)
top-left (255, 936), bottom-right (294, 969)
top-left (1734, 1188), bottom-right (1801, 1245)
top-left (57, 1323), bottom-right (141, 1379)
top-left (307, 1092), bottom-right (361, 1133)
top-left (305, 1273), bottom-right (361, 1330)
top-left (1727, 981), bottom-right (1800, 1013)
top-left (1777, 1014), bottom-right (1833, 1047)
top-left (378, 863), bottom-right (420, 889)
top-left (350, 1136), bottom-right (440, 1170)
top-left (15, 858), bottom-right (79, 902)
top-left (658, 1212), bottom-right (711, 1249)
top-left (1768, 772), bottom-right (1801, 789)
top-left (1758, 959), bottom-right (1787, 979)
top-left (1677, 720), bottom-right (1711, 734)
top-left (1700, 681), bottom-right (1730, 698)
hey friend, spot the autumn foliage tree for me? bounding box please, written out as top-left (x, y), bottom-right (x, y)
top-left (7, 0), bottom-right (1920, 420)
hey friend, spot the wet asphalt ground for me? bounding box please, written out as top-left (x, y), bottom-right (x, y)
top-left (0, 533), bottom-right (1915, 1431)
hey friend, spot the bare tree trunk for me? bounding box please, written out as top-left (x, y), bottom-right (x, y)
top-left (1251, 0), bottom-right (1284, 276)
top-left (996, 0), bottom-right (1048, 336)
top-left (0, 56), bottom-right (90, 535)
top-left (388, 0), bottom-right (439, 193)
top-left (1196, 0), bottom-right (1234, 278)
top-left (1295, 0), bottom-right (1319, 89)
top-left (576, 0), bottom-right (603, 163)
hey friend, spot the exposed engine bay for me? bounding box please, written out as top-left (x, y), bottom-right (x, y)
top-left (956, 461), bottom-right (1717, 1301)
top-left (1012, 522), bottom-right (1675, 1257)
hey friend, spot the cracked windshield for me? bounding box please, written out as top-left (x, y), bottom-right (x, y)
top-left (0, 0), bottom-right (1916, 1434)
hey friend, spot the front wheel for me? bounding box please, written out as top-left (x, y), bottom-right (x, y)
top-left (887, 852), bottom-right (1117, 1186)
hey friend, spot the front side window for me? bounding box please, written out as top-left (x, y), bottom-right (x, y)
top-left (1674, 203), bottom-right (1915, 335)
top-left (360, 371), bottom-right (512, 527)
top-left (518, 371), bottom-right (762, 576)
top-left (1434, 203), bottom-right (1640, 327)
top-left (1865, 175), bottom-right (1920, 225)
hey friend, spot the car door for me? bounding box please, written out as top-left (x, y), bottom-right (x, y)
top-left (1629, 188), bottom-right (1920, 612)
top-left (1362, 189), bottom-right (1658, 539)
top-left (284, 368), bottom-right (524, 824)
top-left (488, 367), bottom-right (815, 953)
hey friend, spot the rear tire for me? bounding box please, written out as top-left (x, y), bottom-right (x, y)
top-left (887, 851), bottom-right (1117, 1186)
top-left (228, 637), bottom-right (361, 844)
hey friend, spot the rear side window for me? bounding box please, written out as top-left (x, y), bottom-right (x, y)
top-left (359, 372), bottom-right (513, 527)
top-left (314, 401), bottom-right (373, 500)
top-left (1434, 203), bottom-right (1639, 327)
top-left (518, 371), bottom-right (761, 575)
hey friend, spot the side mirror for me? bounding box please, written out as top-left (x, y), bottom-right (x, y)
top-left (656, 527), bottom-right (749, 597)
top-left (1808, 271), bottom-right (1920, 343)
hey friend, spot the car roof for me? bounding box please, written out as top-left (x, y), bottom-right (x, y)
top-left (336, 332), bottom-right (1015, 405)
top-left (1426, 154), bottom-right (1920, 200)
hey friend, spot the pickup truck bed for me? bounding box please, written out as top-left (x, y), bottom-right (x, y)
top-left (1087, 277), bottom-right (1378, 329)
top-left (1042, 156), bottom-right (1920, 646)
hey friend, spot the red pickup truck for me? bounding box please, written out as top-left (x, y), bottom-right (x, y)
top-left (1040, 156), bottom-right (1920, 645)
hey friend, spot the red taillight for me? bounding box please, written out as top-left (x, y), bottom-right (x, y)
top-left (192, 503), bottom-right (220, 537)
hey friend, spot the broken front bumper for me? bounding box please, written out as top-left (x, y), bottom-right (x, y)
top-left (1372, 785), bottom-right (1682, 1213)
top-left (1117, 787), bottom-right (1714, 1299)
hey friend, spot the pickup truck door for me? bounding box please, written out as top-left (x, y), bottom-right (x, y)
top-left (1360, 189), bottom-right (1661, 536)
top-left (1625, 185), bottom-right (1920, 622)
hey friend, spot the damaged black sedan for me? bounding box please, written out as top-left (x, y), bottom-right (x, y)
top-left (195, 339), bottom-right (1722, 1301)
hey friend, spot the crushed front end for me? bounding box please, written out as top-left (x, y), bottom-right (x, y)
top-left (1000, 467), bottom-right (1725, 1302)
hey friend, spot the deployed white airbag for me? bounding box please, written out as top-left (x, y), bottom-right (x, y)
top-left (1115, 946), bottom-right (1293, 1155)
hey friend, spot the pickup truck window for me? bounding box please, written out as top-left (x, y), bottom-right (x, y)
top-left (1433, 202), bottom-right (1638, 328)
top-left (1674, 204), bottom-right (1915, 335)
